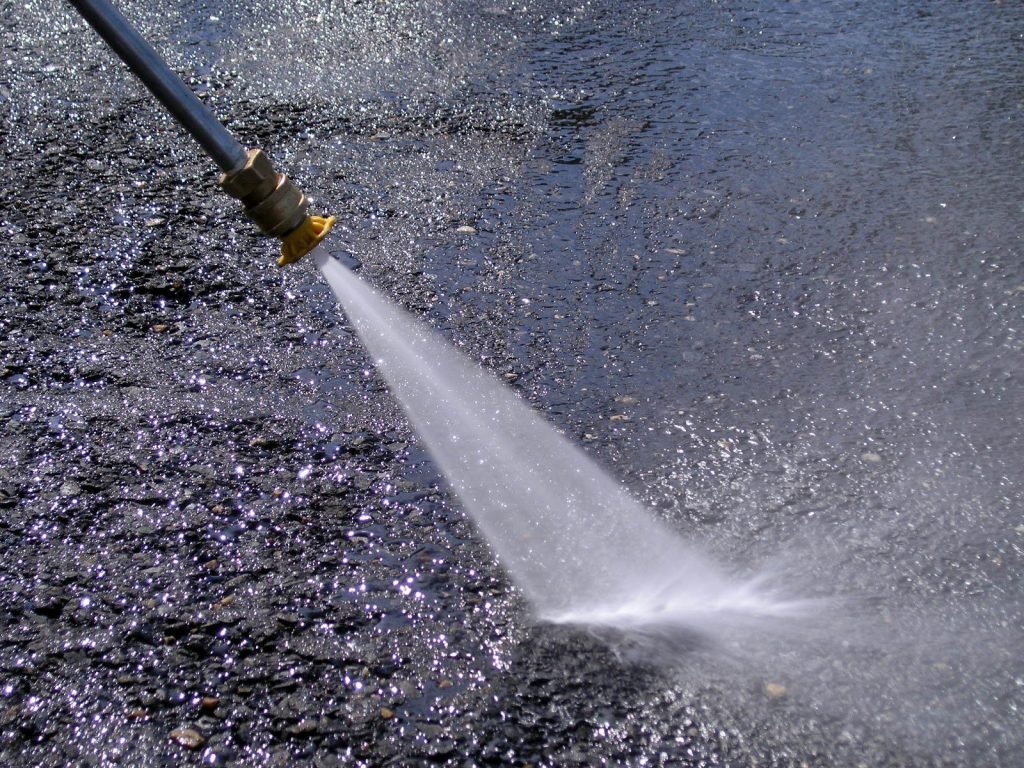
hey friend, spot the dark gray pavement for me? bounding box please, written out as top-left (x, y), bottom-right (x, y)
top-left (2, 1), bottom-right (1022, 765)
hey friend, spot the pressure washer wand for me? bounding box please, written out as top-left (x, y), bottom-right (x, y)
top-left (67, 0), bottom-right (334, 265)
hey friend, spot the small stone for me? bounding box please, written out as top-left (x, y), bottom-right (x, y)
top-left (609, 414), bottom-right (630, 422)
top-left (151, 324), bottom-right (169, 333)
top-left (455, 225), bottom-right (477, 234)
top-left (379, 707), bottom-right (395, 719)
top-left (59, 481), bottom-right (81, 496)
top-left (145, 217), bottom-right (167, 227)
top-left (288, 719), bottom-right (319, 736)
top-left (126, 707), bottom-right (147, 720)
top-left (169, 727), bottom-right (205, 749)
top-left (764, 682), bottom-right (787, 699)
top-left (200, 697), bottom-right (220, 712)
top-left (438, 679), bottom-right (453, 689)
top-left (861, 452), bottom-right (882, 463)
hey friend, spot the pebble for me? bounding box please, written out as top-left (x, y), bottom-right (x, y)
top-left (609, 414), bottom-right (630, 422)
top-left (380, 707), bottom-right (395, 719)
top-left (200, 696), bottom-right (220, 712)
top-left (151, 324), bottom-right (169, 333)
top-left (145, 217), bottom-right (167, 227)
top-left (764, 682), bottom-right (787, 699)
top-left (455, 225), bottom-right (477, 234)
top-left (169, 727), bottom-right (205, 749)
top-left (861, 452), bottom-right (882, 463)
top-left (288, 719), bottom-right (320, 736)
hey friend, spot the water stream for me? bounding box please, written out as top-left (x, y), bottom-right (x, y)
top-left (311, 246), bottom-right (806, 636)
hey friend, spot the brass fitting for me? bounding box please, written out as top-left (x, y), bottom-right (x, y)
top-left (219, 148), bottom-right (308, 239)
top-left (218, 148), bottom-right (334, 265)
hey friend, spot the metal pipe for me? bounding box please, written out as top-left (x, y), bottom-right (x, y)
top-left (67, 0), bottom-right (246, 172)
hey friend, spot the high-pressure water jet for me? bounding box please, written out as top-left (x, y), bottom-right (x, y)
top-left (310, 245), bottom-right (805, 634)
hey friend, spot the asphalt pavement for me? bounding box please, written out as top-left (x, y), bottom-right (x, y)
top-left (2, 1), bottom-right (1022, 765)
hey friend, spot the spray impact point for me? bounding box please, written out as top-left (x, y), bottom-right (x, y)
top-left (218, 148), bottom-right (333, 266)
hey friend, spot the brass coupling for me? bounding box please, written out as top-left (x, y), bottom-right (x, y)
top-left (219, 148), bottom-right (308, 239)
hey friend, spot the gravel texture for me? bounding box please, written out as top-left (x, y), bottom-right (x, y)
top-left (2, 1), bottom-right (1023, 766)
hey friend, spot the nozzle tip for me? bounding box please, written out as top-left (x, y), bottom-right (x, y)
top-left (278, 214), bottom-right (336, 267)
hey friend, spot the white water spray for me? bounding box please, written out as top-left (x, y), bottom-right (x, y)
top-left (312, 248), bottom-right (804, 633)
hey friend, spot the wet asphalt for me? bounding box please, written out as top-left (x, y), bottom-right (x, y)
top-left (2, 1), bottom-right (1023, 766)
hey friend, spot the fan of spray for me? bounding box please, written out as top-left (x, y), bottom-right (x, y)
top-left (312, 247), bottom-right (808, 635)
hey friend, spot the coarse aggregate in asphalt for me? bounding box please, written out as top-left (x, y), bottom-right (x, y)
top-left (1, 1), bottom-right (1022, 766)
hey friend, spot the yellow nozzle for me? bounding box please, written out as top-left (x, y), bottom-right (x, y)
top-left (278, 214), bottom-right (336, 267)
